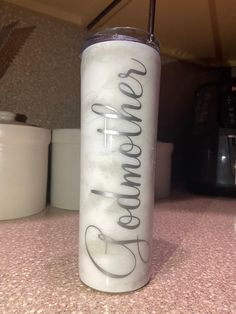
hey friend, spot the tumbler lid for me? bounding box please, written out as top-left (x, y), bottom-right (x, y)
top-left (82, 27), bottom-right (160, 53)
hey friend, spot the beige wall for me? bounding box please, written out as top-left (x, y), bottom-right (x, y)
top-left (0, 1), bottom-right (84, 129)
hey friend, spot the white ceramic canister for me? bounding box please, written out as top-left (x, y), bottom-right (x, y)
top-left (0, 111), bottom-right (51, 220)
top-left (50, 129), bottom-right (80, 210)
top-left (155, 141), bottom-right (174, 199)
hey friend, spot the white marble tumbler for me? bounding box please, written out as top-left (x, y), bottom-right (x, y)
top-left (79, 28), bottom-right (161, 293)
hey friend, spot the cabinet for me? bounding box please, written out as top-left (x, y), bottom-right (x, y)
top-left (4, 0), bottom-right (236, 66)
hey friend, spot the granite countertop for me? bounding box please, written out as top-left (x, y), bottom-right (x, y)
top-left (0, 193), bottom-right (235, 314)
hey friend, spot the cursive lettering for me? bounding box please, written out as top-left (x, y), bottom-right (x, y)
top-left (85, 225), bottom-right (150, 278)
top-left (86, 58), bottom-right (149, 278)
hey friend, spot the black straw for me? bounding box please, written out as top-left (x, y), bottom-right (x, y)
top-left (86, 0), bottom-right (122, 31)
top-left (148, 0), bottom-right (156, 41)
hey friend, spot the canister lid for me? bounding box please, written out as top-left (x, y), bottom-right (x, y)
top-left (52, 129), bottom-right (80, 144)
top-left (0, 111), bottom-right (51, 145)
top-left (0, 111), bottom-right (24, 125)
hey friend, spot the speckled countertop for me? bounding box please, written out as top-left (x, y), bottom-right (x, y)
top-left (0, 193), bottom-right (235, 314)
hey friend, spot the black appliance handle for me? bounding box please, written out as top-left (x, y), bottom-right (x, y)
top-left (227, 135), bottom-right (236, 185)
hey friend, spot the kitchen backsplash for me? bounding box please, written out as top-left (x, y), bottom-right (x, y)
top-left (0, 1), bottom-right (84, 129)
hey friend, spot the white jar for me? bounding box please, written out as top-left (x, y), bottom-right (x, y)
top-left (0, 111), bottom-right (51, 220)
top-left (50, 129), bottom-right (80, 210)
top-left (155, 141), bottom-right (174, 199)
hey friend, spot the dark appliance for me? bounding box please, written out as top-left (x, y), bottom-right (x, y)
top-left (189, 78), bottom-right (236, 195)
